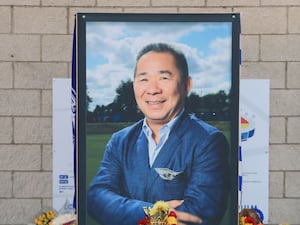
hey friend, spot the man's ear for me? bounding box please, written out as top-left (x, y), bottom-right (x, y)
top-left (185, 76), bottom-right (192, 94)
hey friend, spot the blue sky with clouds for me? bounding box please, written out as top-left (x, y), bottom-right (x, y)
top-left (86, 21), bottom-right (232, 111)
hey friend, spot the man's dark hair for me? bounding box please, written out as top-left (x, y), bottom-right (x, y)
top-left (134, 43), bottom-right (189, 83)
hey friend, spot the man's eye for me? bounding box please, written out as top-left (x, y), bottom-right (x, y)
top-left (160, 76), bottom-right (169, 80)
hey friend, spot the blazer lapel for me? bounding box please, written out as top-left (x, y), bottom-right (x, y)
top-left (145, 113), bottom-right (189, 191)
top-left (134, 130), bottom-right (150, 170)
top-left (153, 112), bottom-right (189, 167)
top-left (125, 129), bottom-right (152, 199)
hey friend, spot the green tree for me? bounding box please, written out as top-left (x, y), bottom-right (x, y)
top-left (113, 79), bottom-right (141, 121)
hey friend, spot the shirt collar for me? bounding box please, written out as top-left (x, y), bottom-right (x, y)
top-left (142, 109), bottom-right (184, 138)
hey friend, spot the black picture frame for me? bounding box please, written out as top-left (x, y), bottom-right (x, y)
top-left (76, 13), bottom-right (240, 225)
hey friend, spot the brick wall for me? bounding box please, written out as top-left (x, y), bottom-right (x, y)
top-left (0, 1), bottom-right (299, 225)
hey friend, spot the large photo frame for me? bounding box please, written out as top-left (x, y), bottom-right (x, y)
top-left (76, 13), bottom-right (240, 225)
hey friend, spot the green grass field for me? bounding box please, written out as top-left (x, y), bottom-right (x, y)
top-left (86, 134), bottom-right (111, 225)
top-left (86, 134), bottom-right (112, 188)
top-left (85, 121), bottom-right (232, 225)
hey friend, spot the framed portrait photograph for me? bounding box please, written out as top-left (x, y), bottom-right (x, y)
top-left (76, 13), bottom-right (240, 225)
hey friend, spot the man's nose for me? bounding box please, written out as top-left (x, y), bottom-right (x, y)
top-left (146, 80), bottom-right (162, 95)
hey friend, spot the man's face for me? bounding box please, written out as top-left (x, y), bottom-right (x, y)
top-left (133, 52), bottom-right (191, 127)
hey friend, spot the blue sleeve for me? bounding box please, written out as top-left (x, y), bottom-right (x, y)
top-left (176, 131), bottom-right (230, 225)
top-left (87, 134), bottom-right (152, 225)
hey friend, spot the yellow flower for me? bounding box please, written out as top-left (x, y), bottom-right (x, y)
top-left (34, 210), bottom-right (57, 225)
top-left (166, 216), bottom-right (177, 225)
top-left (149, 201), bottom-right (169, 216)
top-left (46, 210), bottom-right (56, 220)
top-left (240, 216), bottom-right (246, 225)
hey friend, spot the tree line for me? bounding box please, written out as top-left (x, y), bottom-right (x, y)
top-left (87, 79), bottom-right (231, 123)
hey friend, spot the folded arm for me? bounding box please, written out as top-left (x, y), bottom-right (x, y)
top-left (169, 132), bottom-right (230, 225)
top-left (87, 134), bottom-right (152, 225)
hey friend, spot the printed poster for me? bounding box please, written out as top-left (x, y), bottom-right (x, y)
top-left (52, 78), bottom-right (75, 213)
top-left (239, 79), bottom-right (270, 222)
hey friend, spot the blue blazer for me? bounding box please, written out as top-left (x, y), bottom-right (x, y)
top-left (87, 112), bottom-right (230, 225)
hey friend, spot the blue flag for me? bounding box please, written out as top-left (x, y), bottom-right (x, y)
top-left (71, 18), bottom-right (77, 211)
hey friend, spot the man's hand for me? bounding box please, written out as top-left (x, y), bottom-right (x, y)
top-left (166, 200), bottom-right (202, 225)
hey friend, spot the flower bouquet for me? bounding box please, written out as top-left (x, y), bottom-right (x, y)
top-left (138, 201), bottom-right (177, 225)
top-left (239, 208), bottom-right (264, 225)
top-left (32, 210), bottom-right (77, 225)
top-left (33, 210), bottom-right (56, 225)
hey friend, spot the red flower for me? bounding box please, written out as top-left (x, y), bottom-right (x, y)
top-left (168, 211), bottom-right (177, 218)
top-left (138, 216), bottom-right (151, 225)
top-left (63, 220), bottom-right (76, 225)
top-left (245, 216), bottom-right (257, 225)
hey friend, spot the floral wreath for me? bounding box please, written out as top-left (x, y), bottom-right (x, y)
top-left (138, 201), bottom-right (177, 225)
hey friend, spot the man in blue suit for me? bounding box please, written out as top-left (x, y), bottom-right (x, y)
top-left (87, 43), bottom-right (230, 225)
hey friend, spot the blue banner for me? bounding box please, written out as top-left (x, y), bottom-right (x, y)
top-left (71, 18), bottom-right (77, 210)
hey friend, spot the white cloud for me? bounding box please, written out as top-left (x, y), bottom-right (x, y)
top-left (87, 63), bottom-right (133, 110)
top-left (185, 37), bottom-right (231, 96)
top-left (85, 22), bottom-right (232, 111)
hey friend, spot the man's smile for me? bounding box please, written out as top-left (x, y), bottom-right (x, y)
top-left (146, 100), bottom-right (166, 105)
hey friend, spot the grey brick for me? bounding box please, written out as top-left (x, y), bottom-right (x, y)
top-left (241, 35), bottom-right (259, 61)
top-left (262, 0), bottom-right (300, 6)
top-left (14, 7), bottom-right (67, 34)
top-left (152, 0), bottom-right (204, 6)
top-left (287, 62), bottom-right (300, 88)
top-left (0, 6), bottom-right (11, 33)
top-left (42, 0), bottom-right (96, 6)
top-left (42, 90), bottom-right (52, 116)
top-left (238, 7), bottom-right (287, 34)
top-left (0, 145), bottom-right (41, 170)
top-left (269, 171), bottom-right (284, 198)
top-left (0, 62), bottom-right (13, 88)
top-left (270, 90), bottom-right (300, 116)
top-left (207, 0), bottom-right (259, 6)
top-left (178, 7), bottom-right (232, 13)
top-left (0, 35), bottom-right (40, 61)
top-left (241, 62), bottom-right (285, 88)
top-left (0, 199), bottom-right (41, 224)
top-left (287, 117), bottom-right (300, 143)
top-left (42, 144), bottom-right (52, 171)
top-left (96, 0), bottom-right (150, 6)
top-left (286, 172), bottom-right (300, 197)
top-left (42, 35), bottom-right (73, 62)
top-left (13, 172), bottom-right (52, 197)
top-left (0, 117), bottom-right (12, 143)
top-left (0, 90), bottom-right (40, 116)
top-left (270, 144), bottom-right (300, 171)
top-left (125, 7), bottom-right (177, 13)
top-left (14, 62), bottom-right (68, 89)
top-left (270, 117), bottom-right (286, 144)
top-left (14, 117), bottom-right (52, 144)
top-left (261, 35), bottom-right (300, 61)
top-left (289, 7), bottom-right (300, 33)
top-left (42, 198), bottom-right (53, 210)
top-left (0, 172), bottom-right (12, 197)
top-left (269, 198), bottom-right (300, 224)
top-left (0, 0), bottom-right (39, 5)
